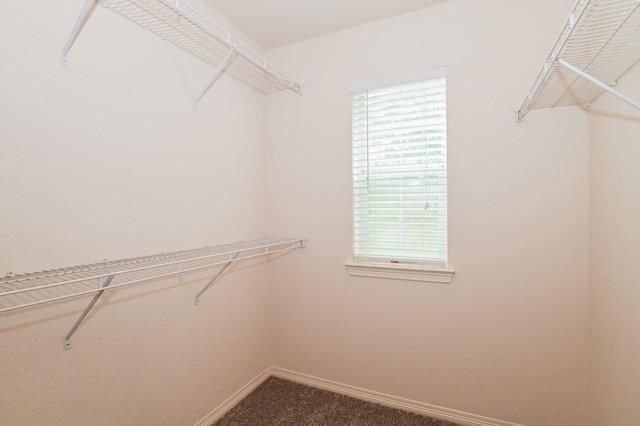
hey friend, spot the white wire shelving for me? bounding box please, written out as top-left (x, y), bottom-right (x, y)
top-left (0, 238), bottom-right (306, 349)
top-left (62, 0), bottom-right (303, 103)
top-left (517, 0), bottom-right (640, 121)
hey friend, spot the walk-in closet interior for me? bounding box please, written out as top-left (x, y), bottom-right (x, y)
top-left (1, 1), bottom-right (639, 425)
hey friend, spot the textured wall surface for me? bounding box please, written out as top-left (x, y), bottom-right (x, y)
top-left (265, 1), bottom-right (590, 425)
top-left (588, 63), bottom-right (640, 425)
top-left (5, 0), bottom-right (628, 425)
top-left (0, 1), bottom-right (274, 425)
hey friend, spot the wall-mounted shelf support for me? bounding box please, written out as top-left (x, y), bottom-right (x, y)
top-left (557, 59), bottom-right (640, 111)
top-left (517, 0), bottom-right (640, 121)
top-left (62, 0), bottom-right (303, 101)
top-left (0, 238), bottom-right (306, 349)
top-left (193, 46), bottom-right (236, 107)
top-left (194, 251), bottom-right (239, 305)
top-left (61, 0), bottom-right (97, 66)
top-left (63, 275), bottom-right (114, 350)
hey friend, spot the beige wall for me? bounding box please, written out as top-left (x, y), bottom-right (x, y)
top-left (0, 1), bottom-right (274, 425)
top-left (588, 64), bottom-right (640, 424)
top-left (7, 0), bottom-right (638, 425)
top-left (265, 0), bottom-right (590, 425)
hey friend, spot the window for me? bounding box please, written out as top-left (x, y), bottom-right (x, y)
top-left (347, 69), bottom-right (453, 282)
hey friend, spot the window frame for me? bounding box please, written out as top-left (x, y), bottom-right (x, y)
top-left (346, 68), bottom-right (454, 283)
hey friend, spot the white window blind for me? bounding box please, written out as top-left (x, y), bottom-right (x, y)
top-left (352, 73), bottom-right (447, 267)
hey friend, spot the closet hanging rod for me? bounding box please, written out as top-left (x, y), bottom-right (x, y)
top-left (0, 238), bottom-right (306, 315)
top-left (516, 0), bottom-right (640, 121)
top-left (62, 0), bottom-right (304, 99)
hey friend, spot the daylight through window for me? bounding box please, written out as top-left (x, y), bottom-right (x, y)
top-left (352, 70), bottom-right (447, 267)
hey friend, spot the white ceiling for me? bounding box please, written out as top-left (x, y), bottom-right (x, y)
top-left (203, 0), bottom-right (452, 50)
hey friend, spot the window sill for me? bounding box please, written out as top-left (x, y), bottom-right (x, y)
top-left (344, 262), bottom-right (454, 284)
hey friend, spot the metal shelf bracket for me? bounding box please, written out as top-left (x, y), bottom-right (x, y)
top-left (63, 275), bottom-right (114, 350)
top-left (557, 59), bottom-right (640, 111)
top-left (61, 0), bottom-right (98, 66)
top-left (193, 46), bottom-right (236, 108)
top-left (194, 251), bottom-right (239, 305)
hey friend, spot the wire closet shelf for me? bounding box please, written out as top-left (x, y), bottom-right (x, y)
top-left (0, 238), bottom-right (305, 316)
top-left (63, 0), bottom-right (303, 97)
top-left (517, 0), bottom-right (640, 120)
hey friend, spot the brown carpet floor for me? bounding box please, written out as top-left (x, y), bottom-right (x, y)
top-left (214, 377), bottom-right (462, 425)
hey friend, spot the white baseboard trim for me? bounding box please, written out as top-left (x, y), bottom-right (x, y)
top-left (196, 365), bottom-right (526, 426)
top-left (270, 367), bottom-right (525, 426)
top-left (194, 367), bottom-right (272, 426)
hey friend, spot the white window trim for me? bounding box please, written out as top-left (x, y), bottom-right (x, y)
top-left (349, 68), bottom-right (454, 283)
top-left (345, 261), bottom-right (454, 284)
